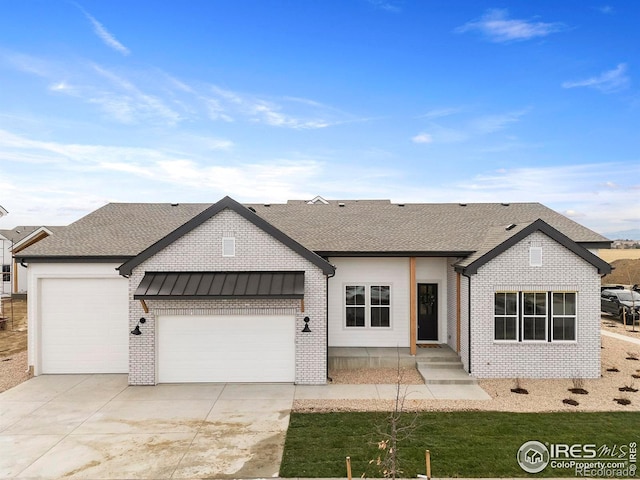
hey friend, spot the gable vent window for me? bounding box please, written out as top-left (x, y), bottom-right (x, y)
top-left (529, 246), bottom-right (542, 266)
top-left (222, 237), bottom-right (236, 257)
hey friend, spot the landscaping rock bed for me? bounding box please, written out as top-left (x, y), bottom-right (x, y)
top-left (295, 335), bottom-right (640, 412)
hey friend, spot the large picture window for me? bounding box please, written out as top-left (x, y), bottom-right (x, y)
top-left (494, 291), bottom-right (577, 343)
top-left (345, 285), bottom-right (391, 328)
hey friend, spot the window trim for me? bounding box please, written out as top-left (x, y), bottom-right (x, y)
top-left (551, 291), bottom-right (578, 342)
top-left (494, 291), bottom-right (519, 343)
top-left (494, 290), bottom-right (577, 344)
top-left (1, 264), bottom-right (10, 282)
top-left (343, 283), bottom-right (392, 329)
top-left (521, 291), bottom-right (548, 342)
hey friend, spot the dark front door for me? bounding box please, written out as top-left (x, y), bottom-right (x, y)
top-left (417, 283), bottom-right (438, 341)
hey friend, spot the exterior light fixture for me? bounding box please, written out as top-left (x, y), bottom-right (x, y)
top-left (302, 316), bottom-right (311, 333)
top-left (131, 317), bottom-right (146, 336)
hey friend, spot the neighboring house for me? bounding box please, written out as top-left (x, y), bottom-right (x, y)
top-left (0, 226), bottom-right (58, 296)
top-left (16, 196), bottom-right (611, 385)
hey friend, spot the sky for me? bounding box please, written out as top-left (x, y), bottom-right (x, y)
top-left (0, 0), bottom-right (639, 239)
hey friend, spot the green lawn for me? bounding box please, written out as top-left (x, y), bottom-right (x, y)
top-left (280, 412), bottom-right (639, 478)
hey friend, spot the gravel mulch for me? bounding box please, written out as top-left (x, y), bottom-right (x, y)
top-left (295, 335), bottom-right (640, 413)
top-left (0, 350), bottom-right (31, 393)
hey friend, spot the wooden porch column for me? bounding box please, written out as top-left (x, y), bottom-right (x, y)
top-left (409, 257), bottom-right (417, 355)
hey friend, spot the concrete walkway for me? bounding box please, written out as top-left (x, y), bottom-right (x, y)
top-left (295, 382), bottom-right (490, 401)
top-left (0, 374), bottom-right (489, 479)
top-left (601, 329), bottom-right (640, 345)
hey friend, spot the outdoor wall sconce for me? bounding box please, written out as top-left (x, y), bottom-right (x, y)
top-left (302, 316), bottom-right (311, 333)
top-left (130, 317), bottom-right (146, 336)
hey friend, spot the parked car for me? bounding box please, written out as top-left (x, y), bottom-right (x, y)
top-left (601, 289), bottom-right (640, 324)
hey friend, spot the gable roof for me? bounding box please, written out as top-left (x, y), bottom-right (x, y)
top-left (118, 196), bottom-right (335, 276)
top-left (246, 200), bottom-right (610, 254)
top-left (454, 218), bottom-right (611, 275)
top-left (16, 197), bottom-right (611, 267)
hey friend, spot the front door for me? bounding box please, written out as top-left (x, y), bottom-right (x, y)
top-left (417, 283), bottom-right (438, 341)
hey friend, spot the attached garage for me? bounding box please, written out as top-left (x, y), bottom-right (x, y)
top-left (40, 277), bottom-right (129, 374)
top-left (157, 314), bottom-right (295, 383)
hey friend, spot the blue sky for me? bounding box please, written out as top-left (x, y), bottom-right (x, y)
top-left (0, 1), bottom-right (639, 238)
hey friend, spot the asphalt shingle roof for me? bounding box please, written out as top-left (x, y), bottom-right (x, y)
top-left (17, 199), bottom-right (610, 259)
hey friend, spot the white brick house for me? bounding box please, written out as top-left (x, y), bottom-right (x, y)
top-left (18, 196), bottom-right (611, 384)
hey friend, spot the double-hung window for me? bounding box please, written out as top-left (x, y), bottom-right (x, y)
top-left (494, 291), bottom-right (577, 342)
top-left (494, 292), bottom-right (518, 341)
top-left (552, 292), bottom-right (576, 341)
top-left (522, 292), bottom-right (547, 341)
top-left (1, 265), bottom-right (9, 282)
top-left (345, 285), bottom-right (390, 328)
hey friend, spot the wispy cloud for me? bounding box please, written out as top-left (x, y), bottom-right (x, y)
top-left (596, 5), bottom-right (615, 15)
top-left (203, 84), bottom-right (351, 129)
top-left (469, 109), bottom-right (530, 134)
top-left (417, 107), bottom-right (463, 120)
top-left (413, 108), bottom-right (529, 145)
top-left (562, 63), bottom-right (630, 93)
top-left (455, 9), bottom-right (565, 43)
top-left (411, 133), bottom-right (433, 144)
top-left (365, 0), bottom-right (402, 13)
top-left (74, 4), bottom-right (130, 55)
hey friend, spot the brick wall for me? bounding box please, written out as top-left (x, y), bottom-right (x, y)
top-left (128, 208), bottom-right (328, 385)
top-left (469, 231), bottom-right (601, 378)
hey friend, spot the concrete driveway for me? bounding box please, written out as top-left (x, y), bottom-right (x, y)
top-left (0, 375), bottom-right (293, 479)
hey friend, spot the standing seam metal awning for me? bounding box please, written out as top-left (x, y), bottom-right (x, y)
top-left (134, 271), bottom-right (305, 300)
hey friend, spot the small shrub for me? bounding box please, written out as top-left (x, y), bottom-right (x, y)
top-left (563, 398), bottom-right (579, 406)
top-left (569, 377), bottom-right (588, 394)
top-left (614, 398), bottom-right (631, 405)
top-left (510, 378), bottom-right (528, 395)
top-left (619, 382), bottom-right (638, 392)
top-left (607, 367), bottom-right (620, 372)
top-left (626, 352), bottom-right (639, 361)
top-left (632, 374), bottom-right (640, 379)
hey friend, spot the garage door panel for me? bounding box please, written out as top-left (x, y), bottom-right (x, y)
top-left (158, 315), bottom-right (295, 383)
top-left (41, 278), bottom-right (129, 374)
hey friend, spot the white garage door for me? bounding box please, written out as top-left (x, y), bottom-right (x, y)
top-left (40, 278), bottom-right (129, 374)
top-left (157, 315), bottom-right (295, 383)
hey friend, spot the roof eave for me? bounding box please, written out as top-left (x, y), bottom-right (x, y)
top-left (118, 196), bottom-right (335, 276)
top-left (457, 219), bottom-right (612, 276)
top-left (319, 250), bottom-right (474, 258)
top-left (16, 255), bottom-right (132, 264)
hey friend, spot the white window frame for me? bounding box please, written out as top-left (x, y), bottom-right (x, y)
top-left (222, 237), bottom-right (235, 257)
top-left (522, 291), bottom-right (548, 342)
top-left (551, 292), bottom-right (578, 342)
top-left (344, 284), bottom-right (392, 329)
top-left (494, 290), bottom-right (578, 344)
top-left (2, 264), bottom-right (10, 282)
top-left (494, 292), bottom-right (519, 342)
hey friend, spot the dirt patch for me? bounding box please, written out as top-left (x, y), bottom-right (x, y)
top-left (329, 367), bottom-right (424, 384)
top-left (0, 298), bottom-right (28, 357)
top-left (0, 350), bottom-right (31, 392)
top-left (601, 258), bottom-right (640, 285)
